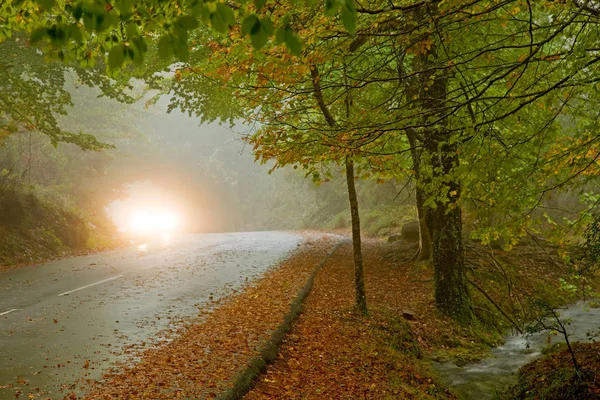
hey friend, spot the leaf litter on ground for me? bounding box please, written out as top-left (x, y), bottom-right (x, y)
top-left (76, 234), bottom-right (575, 399)
top-left (78, 233), bottom-right (340, 399)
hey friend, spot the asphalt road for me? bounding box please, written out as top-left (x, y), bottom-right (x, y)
top-left (0, 231), bottom-right (303, 399)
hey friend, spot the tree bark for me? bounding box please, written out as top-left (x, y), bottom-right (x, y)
top-left (415, 186), bottom-right (432, 261)
top-left (345, 158), bottom-right (368, 315)
top-left (426, 188), bottom-right (471, 323)
top-left (406, 129), bottom-right (432, 261)
top-left (310, 64), bottom-right (368, 315)
top-left (423, 136), bottom-right (471, 323)
top-left (408, 4), bottom-right (471, 323)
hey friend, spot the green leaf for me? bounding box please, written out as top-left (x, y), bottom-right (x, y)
top-left (325, 0), bottom-right (339, 17)
top-left (108, 44), bottom-right (126, 69)
top-left (158, 35), bottom-right (173, 59)
top-left (261, 17), bottom-right (274, 36)
top-left (284, 28), bottom-right (302, 55)
top-left (172, 25), bottom-right (188, 41)
top-left (72, 3), bottom-right (83, 20)
top-left (36, 0), bottom-right (56, 11)
top-left (250, 28), bottom-right (268, 50)
top-left (211, 12), bottom-right (226, 34)
top-left (173, 40), bottom-right (190, 62)
top-left (97, 14), bottom-right (108, 31)
top-left (216, 3), bottom-right (235, 26)
top-left (177, 15), bottom-right (199, 30)
top-left (95, 13), bottom-right (109, 32)
top-left (82, 13), bottom-right (95, 31)
top-left (133, 37), bottom-right (147, 53)
top-left (241, 15), bottom-right (259, 36)
top-left (126, 23), bottom-right (139, 38)
top-left (116, 0), bottom-right (134, 13)
top-left (68, 24), bottom-right (83, 44)
top-left (127, 45), bottom-right (143, 65)
top-left (254, 0), bottom-right (266, 9)
top-left (47, 24), bottom-right (68, 44)
top-left (341, 7), bottom-right (356, 33)
top-left (275, 27), bottom-right (286, 44)
top-left (191, 3), bottom-right (210, 22)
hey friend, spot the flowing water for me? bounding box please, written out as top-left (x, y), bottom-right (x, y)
top-left (434, 300), bottom-right (600, 399)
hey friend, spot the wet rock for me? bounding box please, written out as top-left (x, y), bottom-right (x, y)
top-left (402, 310), bottom-right (415, 320)
top-left (401, 221), bottom-right (420, 242)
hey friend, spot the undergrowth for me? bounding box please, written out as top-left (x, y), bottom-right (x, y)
top-left (0, 189), bottom-right (119, 267)
top-left (501, 342), bottom-right (600, 399)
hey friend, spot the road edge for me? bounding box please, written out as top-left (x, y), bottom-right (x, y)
top-left (216, 239), bottom-right (350, 400)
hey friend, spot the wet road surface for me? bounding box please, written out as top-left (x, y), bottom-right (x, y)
top-left (0, 231), bottom-right (303, 399)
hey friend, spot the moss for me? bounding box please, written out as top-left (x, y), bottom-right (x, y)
top-left (364, 310), bottom-right (454, 399)
top-left (428, 318), bottom-right (503, 366)
top-left (501, 343), bottom-right (600, 400)
top-left (381, 315), bottom-right (424, 358)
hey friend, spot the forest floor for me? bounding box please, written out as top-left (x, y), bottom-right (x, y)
top-left (76, 232), bottom-right (590, 400)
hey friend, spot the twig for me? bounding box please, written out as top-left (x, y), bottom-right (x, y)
top-left (526, 231), bottom-right (566, 273)
top-left (468, 278), bottom-right (523, 334)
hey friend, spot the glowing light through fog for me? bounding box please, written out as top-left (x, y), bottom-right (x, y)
top-left (105, 181), bottom-right (190, 235)
top-left (128, 210), bottom-right (179, 234)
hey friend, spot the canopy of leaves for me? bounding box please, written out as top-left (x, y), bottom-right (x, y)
top-left (4, 0), bottom-right (600, 242)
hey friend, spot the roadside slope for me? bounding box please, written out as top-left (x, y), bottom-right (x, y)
top-left (0, 190), bottom-right (119, 271)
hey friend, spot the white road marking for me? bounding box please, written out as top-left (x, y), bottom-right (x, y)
top-left (0, 309), bottom-right (20, 316)
top-left (57, 275), bottom-right (124, 296)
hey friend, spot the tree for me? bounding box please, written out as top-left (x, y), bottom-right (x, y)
top-left (0, 37), bottom-right (116, 150)
top-left (6, 0), bottom-right (600, 324)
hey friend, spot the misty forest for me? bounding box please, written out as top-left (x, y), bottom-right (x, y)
top-left (2, 0), bottom-right (600, 399)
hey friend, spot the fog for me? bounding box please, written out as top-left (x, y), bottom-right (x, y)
top-left (2, 70), bottom-right (586, 249)
top-left (46, 78), bottom-right (407, 238)
top-left (61, 83), bottom-right (294, 234)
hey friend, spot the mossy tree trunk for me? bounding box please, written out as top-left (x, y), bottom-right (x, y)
top-left (415, 187), bottom-right (432, 261)
top-left (408, 3), bottom-right (471, 323)
top-left (423, 148), bottom-right (471, 323)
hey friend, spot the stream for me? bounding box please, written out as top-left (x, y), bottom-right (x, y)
top-left (434, 300), bottom-right (600, 399)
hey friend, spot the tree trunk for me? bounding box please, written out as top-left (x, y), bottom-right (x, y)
top-left (423, 98), bottom-right (472, 323)
top-left (407, 4), bottom-right (471, 323)
top-left (406, 129), bottom-right (432, 261)
top-left (425, 180), bottom-right (471, 323)
top-left (310, 63), bottom-right (368, 315)
top-left (415, 186), bottom-right (432, 261)
top-left (345, 158), bottom-right (368, 315)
